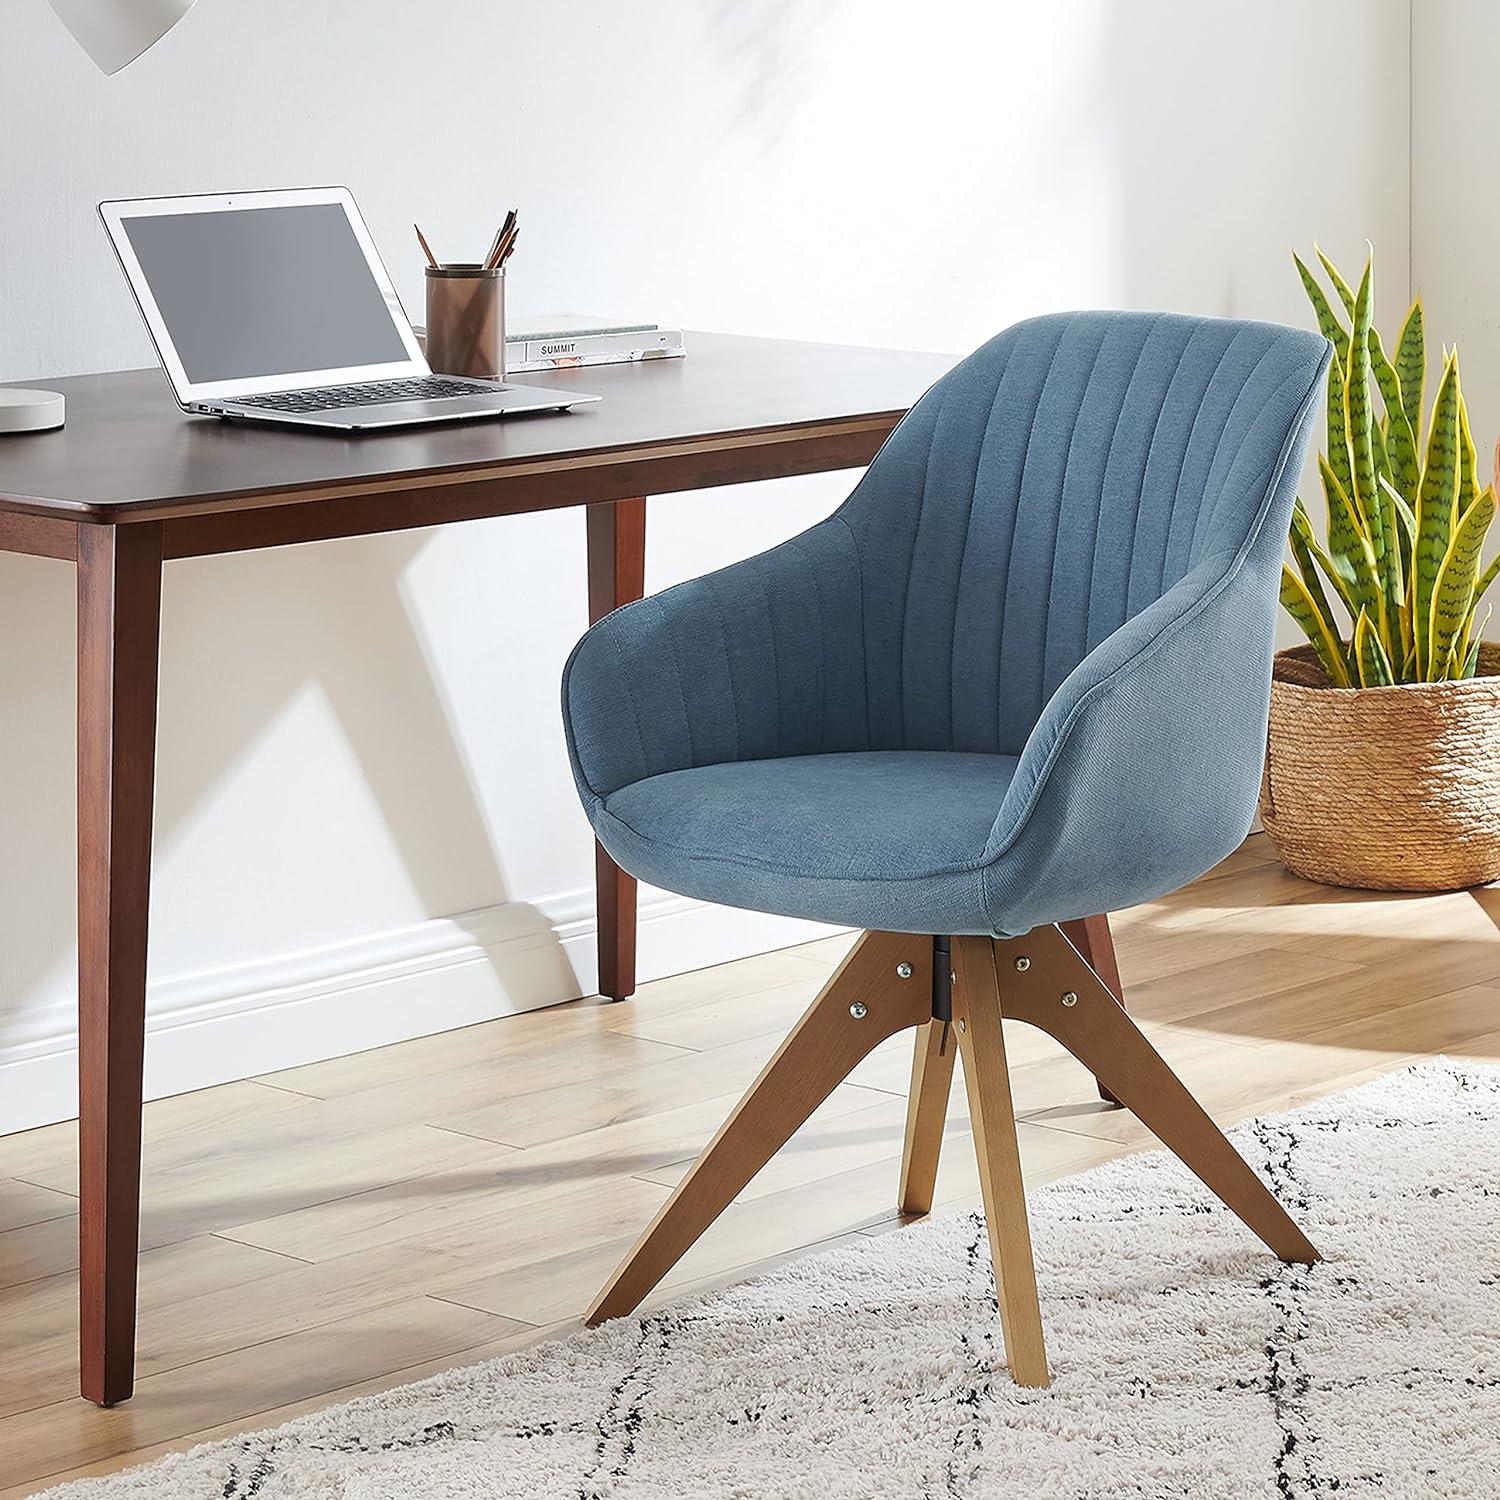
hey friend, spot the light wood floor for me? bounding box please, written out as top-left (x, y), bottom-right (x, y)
top-left (3, 833), bottom-right (1499, 1495)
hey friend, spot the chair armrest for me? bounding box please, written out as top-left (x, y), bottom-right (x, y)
top-left (976, 336), bottom-right (1329, 935)
top-left (562, 518), bottom-right (868, 805)
top-left (980, 549), bottom-right (1278, 934)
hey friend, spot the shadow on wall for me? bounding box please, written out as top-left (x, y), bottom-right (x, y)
top-left (0, 529), bottom-right (576, 1053)
top-left (707, 0), bottom-right (843, 151)
top-left (0, 555), bottom-right (76, 1033)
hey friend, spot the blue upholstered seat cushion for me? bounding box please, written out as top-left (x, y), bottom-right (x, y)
top-left (598, 750), bottom-right (1020, 934)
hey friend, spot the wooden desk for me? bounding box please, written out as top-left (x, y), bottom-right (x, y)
top-left (0, 332), bottom-right (954, 1406)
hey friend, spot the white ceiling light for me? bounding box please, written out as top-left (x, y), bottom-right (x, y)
top-left (48, 0), bottom-right (197, 75)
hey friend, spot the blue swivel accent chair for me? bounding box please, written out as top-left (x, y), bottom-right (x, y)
top-left (563, 311), bottom-right (1331, 1385)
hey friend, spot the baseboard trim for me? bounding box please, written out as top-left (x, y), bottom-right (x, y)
top-left (0, 889), bottom-right (844, 1136)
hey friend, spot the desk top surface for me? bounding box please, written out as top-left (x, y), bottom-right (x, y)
top-left (0, 332), bottom-right (954, 518)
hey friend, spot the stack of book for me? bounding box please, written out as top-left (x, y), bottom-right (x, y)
top-left (504, 316), bottom-right (686, 373)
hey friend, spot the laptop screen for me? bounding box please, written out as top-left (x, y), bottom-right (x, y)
top-left (118, 202), bottom-right (412, 385)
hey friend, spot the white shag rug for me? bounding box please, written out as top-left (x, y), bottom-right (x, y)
top-left (41, 1061), bottom-right (1500, 1499)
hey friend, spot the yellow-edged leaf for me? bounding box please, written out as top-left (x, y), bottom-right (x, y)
top-left (1316, 245), bottom-right (1357, 315)
top-left (1373, 419), bottom-right (1392, 485)
top-left (1395, 298), bottom-right (1425, 432)
top-left (1294, 252), bottom-right (1350, 363)
top-left (1293, 497), bottom-right (1357, 619)
top-left (1458, 606), bottom-right (1490, 679)
top-left (1370, 326), bottom-right (1420, 502)
top-left (1414, 353), bottom-right (1462, 676)
top-left (1324, 352), bottom-right (1354, 508)
top-left (1380, 476), bottom-right (1416, 661)
top-left (1385, 476), bottom-right (1417, 548)
top-left (1344, 259), bottom-right (1399, 641)
top-left (1429, 485), bottom-right (1497, 678)
top-left (1282, 565), bottom-right (1351, 686)
top-left (1289, 499), bottom-right (1349, 632)
top-left (1345, 258), bottom-right (1378, 533)
top-left (1459, 390), bottom-right (1479, 514)
top-left (1354, 608), bottom-right (1394, 687)
top-left (1321, 455), bottom-right (1382, 623)
top-left (1474, 550), bottom-right (1500, 609)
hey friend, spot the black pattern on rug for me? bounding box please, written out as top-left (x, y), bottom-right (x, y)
top-left (578, 1311), bottom-right (695, 1497)
top-left (1251, 1118), bottom-right (1330, 1497)
top-left (940, 1214), bottom-right (999, 1499)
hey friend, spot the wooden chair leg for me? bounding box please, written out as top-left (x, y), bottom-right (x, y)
top-left (1059, 913), bottom-right (1124, 1105)
top-left (897, 1017), bottom-right (956, 1215)
top-left (951, 936), bottom-right (1050, 1387)
top-left (998, 925), bottom-right (1320, 1265)
top-left (586, 929), bottom-right (934, 1325)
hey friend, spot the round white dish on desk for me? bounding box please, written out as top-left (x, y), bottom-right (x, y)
top-left (0, 388), bottom-right (65, 433)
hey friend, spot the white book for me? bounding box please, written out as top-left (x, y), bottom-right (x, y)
top-left (413, 315), bottom-right (687, 372)
top-left (505, 317), bottom-right (686, 372)
top-left (507, 315), bottom-right (659, 340)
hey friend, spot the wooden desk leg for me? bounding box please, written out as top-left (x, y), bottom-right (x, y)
top-left (1059, 913), bottom-right (1125, 1105)
top-left (585, 498), bottom-right (646, 1001)
top-left (76, 522), bottom-right (164, 1408)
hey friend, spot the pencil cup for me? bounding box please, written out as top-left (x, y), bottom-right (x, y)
top-left (424, 265), bottom-right (506, 381)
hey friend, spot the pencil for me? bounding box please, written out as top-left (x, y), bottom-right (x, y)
top-left (414, 223), bottom-right (440, 269)
top-left (493, 222), bottom-right (520, 268)
top-left (484, 209), bottom-right (518, 271)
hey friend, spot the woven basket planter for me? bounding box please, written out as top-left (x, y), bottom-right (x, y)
top-left (1259, 644), bottom-right (1500, 891)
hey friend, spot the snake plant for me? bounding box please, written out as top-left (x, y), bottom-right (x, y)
top-left (1282, 248), bottom-right (1499, 685)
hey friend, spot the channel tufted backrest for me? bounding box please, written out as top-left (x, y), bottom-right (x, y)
top-left (838, 310), bottom-right (1328, 756)
top-left (562, 311), bottom-right (1329, 803)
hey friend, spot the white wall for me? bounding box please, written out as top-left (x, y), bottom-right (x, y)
top-left (0, 0), bottom-right (1412, 1132)
top-left (1412, 0), bottom-right (1498, 493)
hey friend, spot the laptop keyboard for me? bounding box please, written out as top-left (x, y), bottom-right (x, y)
top-left (233, 377), bottom-right (495, 414)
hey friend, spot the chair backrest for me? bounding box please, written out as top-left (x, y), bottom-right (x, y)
top-left (837, 310), bottom-right (1330, 756)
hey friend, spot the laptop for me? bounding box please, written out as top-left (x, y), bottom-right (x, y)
top-left (98, 187), bottom-right (601, 431)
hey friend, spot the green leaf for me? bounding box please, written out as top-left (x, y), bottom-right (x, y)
top-left (1289, 498), bottom-right (1349, 633)
top-left (1387, 478), bottom-right (1417, 548)
top-left (1344, 258), bottom-right (1377, 533)
top-left (1474, 550), bottom-right (1500, 609)
top-left (1354, 608), bottom-right (1394, 687)
top-left (1395, 298), bottom-right (1425, 434)
top-left (1380, 476), bottom-right (1416, 659)
top-left (1459, 607), bottom-right (1490, 679)
top-left (1294, 252), bottom-right (1350, 363)
top-left (1282, 564), bottom-right (1351, 685)
top-left (1414, 354), bottom-right (1462, 676)
top-left (1430, 485), bottom-right (1498, 677)
top-left (1344, 259), bottom-right (1398, 639)
top-left (1370, 326), bottom-right (1420, 502)
top-left (1452, 596), bottom-right (1492, 681)
top-left (1316, 246), bottom-right (1357, 315)
top-left (1372, 419), bottom-right (1391, 485)
top-left (1320, 456), bottom-right (1379, 617)
top-left (1459, 389), bottom-right (1479, 515)
top-left (1378, 451), bottom-right (1403, 635)
top-left (1324, 354), bottom-right (1354, 506)
top-left (1294, 495), bottom-right (1358, 619)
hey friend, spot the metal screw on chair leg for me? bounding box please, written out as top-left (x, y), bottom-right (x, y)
top-left (1060, 991), bottom-right (1078, 1007)
top-left (895, 962), bottom-right (912, 979)
top-left (1014, 956), bottom-right (1031, 972)
top-left (957, 1017), bottom-right (967, 1033)
top-left (849, 1001), bottom-right (868, 1020)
